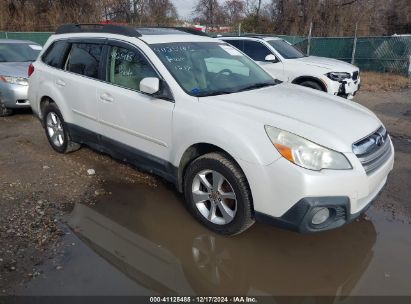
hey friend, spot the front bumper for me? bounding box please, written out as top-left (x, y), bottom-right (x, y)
top-left (238, 139), bottom-right (394, 233)
top-left (323, 76), bottom-right (361, 99)
top-left (254, 193), bottom-right (378, 233)
top-left (0, 82), bottom-right (30, 109)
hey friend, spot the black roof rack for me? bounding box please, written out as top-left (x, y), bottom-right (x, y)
top-left (136, 26), bottom-right (211, 37)
top-left (55, 24), bottom-right (211, 38)
top-left (55, 24), bottom-right (142, 38)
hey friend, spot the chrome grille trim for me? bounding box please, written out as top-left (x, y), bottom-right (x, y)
top-left (353, 126), bottom-right (392, 175)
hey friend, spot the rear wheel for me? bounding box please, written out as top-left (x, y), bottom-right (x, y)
top-left (184, 152), bottom-right (254, 235)
top-left (43, 103), bottom-right (80, 154)
top-left (0, 99), bottom-right (13, 117)
top-left (299, 80), bottom-right (324, 91)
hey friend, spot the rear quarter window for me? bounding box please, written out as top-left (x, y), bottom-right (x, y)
top-left (42, 40), bottom-right (69, 68)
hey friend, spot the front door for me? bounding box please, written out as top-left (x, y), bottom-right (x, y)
top-left (96, 41), bottom-right (175, 178)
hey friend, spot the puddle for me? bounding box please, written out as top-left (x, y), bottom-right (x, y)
top-left (16, 181), bottom-right (411, 297)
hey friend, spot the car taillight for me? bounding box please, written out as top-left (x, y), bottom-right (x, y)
top-left (28, 63), bottom-right (35, 77)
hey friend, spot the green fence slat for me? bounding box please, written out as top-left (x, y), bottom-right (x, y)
top-left (0, 32), bottom-right (53, 45)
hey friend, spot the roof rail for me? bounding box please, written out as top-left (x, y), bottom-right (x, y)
top-left (55, 24), bottom-right (142, 38)
top-left (135, 26), bottom-right (211, 37)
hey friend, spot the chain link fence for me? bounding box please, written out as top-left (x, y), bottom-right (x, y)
top-left (293, 36), bottom-right (411, 76)
top-left (0, 32), bottom-right (53, 46)
top-left (1, 31), bottom-right (411, 76)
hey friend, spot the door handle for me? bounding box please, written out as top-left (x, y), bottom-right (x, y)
top-left (55, 79), bottom-right (66, 87)
top-left (100, 93), bottom-right (114, 103)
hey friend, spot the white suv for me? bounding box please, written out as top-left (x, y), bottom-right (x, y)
top-left (220, 36), bottom-right (360, 99)
top-left (28, 24), bottom-right (393, 235)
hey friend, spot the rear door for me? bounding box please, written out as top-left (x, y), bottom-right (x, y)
top-left (59, 40), bottom-right (105, 139)
top-left (96, 40), bottom-right (174, 177)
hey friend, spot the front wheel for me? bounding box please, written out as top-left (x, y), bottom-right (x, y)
top-left (0, 99), bottom-right (13, 117)
top-left (184, 153), bottom-right (255, 235)
top-left (299, 80), bottom-right (324, 91)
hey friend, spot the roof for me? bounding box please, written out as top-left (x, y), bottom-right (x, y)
top-left (0, 39), bottom-right (38, 44)
top-left (54, 24), bottom-right (214, 44)
top-left (219, 35), bottom-right (282, 41)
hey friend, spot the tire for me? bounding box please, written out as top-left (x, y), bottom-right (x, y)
top-left (42, 103), bottom-right (80, 154)
top-left (0, 98), bottom-right (13, 117)
top-left (184, 152), bottom-right (254, 235)
top-left (299, 80), bottom-right (324, 91)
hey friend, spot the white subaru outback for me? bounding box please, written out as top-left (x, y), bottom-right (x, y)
top-left (220, 36), bottom-right (361, 99)
top-left (28, 24), bottom-right (393, 235)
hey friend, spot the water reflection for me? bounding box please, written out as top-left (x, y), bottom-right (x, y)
top-left (68, 181), bottom-right (376, 297)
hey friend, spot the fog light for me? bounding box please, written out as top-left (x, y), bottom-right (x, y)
top-left (311, 207), bottom-right (330, 225)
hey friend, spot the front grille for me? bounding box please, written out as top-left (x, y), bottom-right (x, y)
top-left (353, 126), bottom-right (392, 175)
top-left (352, 71), bottom-right (359, 80)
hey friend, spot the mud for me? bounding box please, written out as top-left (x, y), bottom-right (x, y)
top-left (1, 89), bottom-right (411, 296)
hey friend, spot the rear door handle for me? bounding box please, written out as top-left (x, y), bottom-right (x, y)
top-left (100, 93), bottom-right (114, 103)
top-left (56, 79), bottom-right (66, 87)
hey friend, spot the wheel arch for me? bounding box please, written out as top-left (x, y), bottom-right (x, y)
top-left (177, 143), bottom-right (251, 200)
top-left (292, 76), bottom-right (328, 92)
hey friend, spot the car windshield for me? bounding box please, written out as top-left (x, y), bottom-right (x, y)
top-left (0, 43), bottom-right (42, 62)
top-left (267, 40), bottom-right (305, 59)
top-left (151, 42), bottom-right (277, 97)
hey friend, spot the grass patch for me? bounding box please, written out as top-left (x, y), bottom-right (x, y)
top-left (361, 72), bottom-right (411, 92)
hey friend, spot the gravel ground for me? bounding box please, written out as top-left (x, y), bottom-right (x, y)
top-left (0, 89), bottom-right (410, 293)
top-left (0, 112), bottom-right (157, 293)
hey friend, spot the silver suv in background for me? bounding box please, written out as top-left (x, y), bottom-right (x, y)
top-left (0, 40), bottom-right (42, 116)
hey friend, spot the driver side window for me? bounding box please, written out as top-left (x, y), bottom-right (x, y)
top-left (108, 46), bottom-right (157, 91)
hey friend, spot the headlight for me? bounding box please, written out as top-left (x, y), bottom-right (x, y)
top-left (0, 76), bottom-right (29, 86)
top-left (326, 72), bottom-right (351, 81)
top-left (265, 126), bottom-right (352, 171)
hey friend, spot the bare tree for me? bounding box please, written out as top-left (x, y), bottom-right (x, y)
top-left (193, 0), bottom-right (226, 29)
top-left (224, 0), bottom-right (245, 25)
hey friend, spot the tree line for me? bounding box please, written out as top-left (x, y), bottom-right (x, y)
top-left (0, 0), bottom-right (409, 36)
top-left (194, 0), bottom-right (410, 36)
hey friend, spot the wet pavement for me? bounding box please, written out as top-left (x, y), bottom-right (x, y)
top-left (15, 180), bottom-right (411, 297)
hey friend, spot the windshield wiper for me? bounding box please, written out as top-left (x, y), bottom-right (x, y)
top-left (195, 90), bottom-right (234, 97)
top-left (237, 81), bottom-right (278, 92)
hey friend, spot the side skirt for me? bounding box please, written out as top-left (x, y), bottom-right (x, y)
top-left (67, 123), bottom-right (179, 188)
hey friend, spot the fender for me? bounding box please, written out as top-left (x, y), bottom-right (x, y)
top-left (291, 76), bottom-right (328, 92)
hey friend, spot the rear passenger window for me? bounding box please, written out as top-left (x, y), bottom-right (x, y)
top-left (65, 43), bottom-right (103, 79)
top-left (108, 46), bottom-right (157, 91)
top-left (223, 40), bottom-right (244, 51)
top-left (42, 41), bottom-right (68, 68)
top-left (243, 41), bottom-right (272, 61)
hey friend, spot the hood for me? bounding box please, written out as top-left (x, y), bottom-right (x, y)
top-left (200, 83), bottom-right (381, 152)
top-left (0, 62), bottom-right (31, 78)
top-left (294, 56), bottom-right (357, 72)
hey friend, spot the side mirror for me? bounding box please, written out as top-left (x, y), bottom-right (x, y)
top-left (265, 54), bottom-right (278, 63)
top-left (140, 77), bottom-right (160, 95)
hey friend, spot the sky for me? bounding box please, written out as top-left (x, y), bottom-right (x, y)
top-left (172, 0), bottom-right (195, 20)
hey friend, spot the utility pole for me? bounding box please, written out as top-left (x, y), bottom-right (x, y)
top-left (307, 22), bottom-right (313, 56)
top-left (351, 22), bottom-right (358, 64)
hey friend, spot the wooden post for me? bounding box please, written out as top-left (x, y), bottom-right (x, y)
top-left (307, 22), bottom-right (313, 56)
top-left (351, 22), bottom-right (358, 64)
